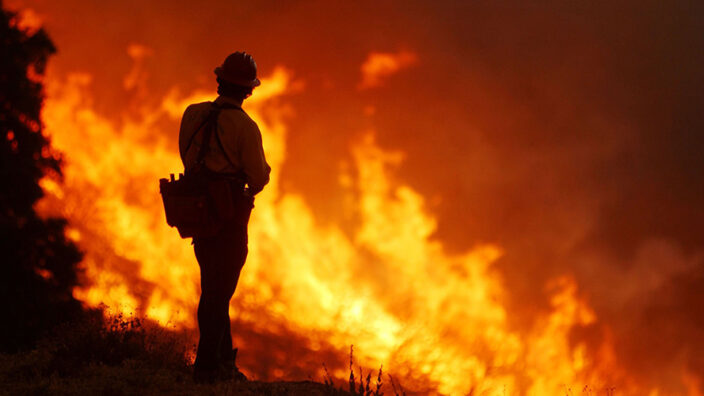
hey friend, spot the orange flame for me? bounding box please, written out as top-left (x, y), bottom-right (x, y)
top-left (33, 52), bottom-right (688, 394)
top-left (358, 50), bottom-right (418, 89)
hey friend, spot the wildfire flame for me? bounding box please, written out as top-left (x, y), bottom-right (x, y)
top-left (358, 50), bottom-right (418, 90)
top-left (32, 52), bottom-right (690, 395)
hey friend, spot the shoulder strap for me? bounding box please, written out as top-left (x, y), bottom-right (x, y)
top-left (183, 103), bottom-right (219, 157)
top-left (212, 107), bottom-right (244, 169)
top-left (194, 109), bottom-right (219, 166)
top-left (187, 102), bottom-right (244, 170)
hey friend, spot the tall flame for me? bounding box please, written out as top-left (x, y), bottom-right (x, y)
top-left (34, 62), bottom-right (678, 395)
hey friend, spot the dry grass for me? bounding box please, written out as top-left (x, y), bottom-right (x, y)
top-left (322, 345), bottom-right (403, 396)
top-left (0, 313), bottom-right (402, 396)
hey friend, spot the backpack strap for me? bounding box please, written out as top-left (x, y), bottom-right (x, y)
top-left (183, 108), bottom-right (214, 157)
top-left (194, 109), bottom-right (219, 166)
top-left (186, 102), bottom-right (244, 171)
top-left (212, 109), bottom-right (242, 170)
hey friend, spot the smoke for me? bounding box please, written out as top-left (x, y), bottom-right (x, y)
top-left (11, 0), bottom-right (704, 392)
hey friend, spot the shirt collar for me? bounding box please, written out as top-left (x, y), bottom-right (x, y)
top-left (214, 95), bottom-right (243, 108)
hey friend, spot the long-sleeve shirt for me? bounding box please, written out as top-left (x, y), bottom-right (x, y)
top-left (178, 95), bottom-right (271, 195)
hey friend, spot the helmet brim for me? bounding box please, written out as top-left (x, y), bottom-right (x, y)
top-left (214, 67), bottom-right (261, 88)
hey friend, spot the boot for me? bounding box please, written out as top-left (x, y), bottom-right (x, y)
top-left (221, 348), bottom-right (248, 382)
top-left (193, 365), bottom-right (219, 384)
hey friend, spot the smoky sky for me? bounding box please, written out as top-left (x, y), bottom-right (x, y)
top-left (12, 0), bottom-right (704, 392)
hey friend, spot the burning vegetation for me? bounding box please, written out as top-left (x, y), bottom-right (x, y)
top-left (2, 1), bottom-right (703, 395)
top-left (22, 38), bottom-right (665, 396)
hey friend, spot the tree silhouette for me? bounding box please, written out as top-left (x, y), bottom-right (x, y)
top-left (0, 3), bottom-right (83, 352)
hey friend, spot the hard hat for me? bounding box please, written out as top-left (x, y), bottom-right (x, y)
top-left (214, 51), bottom-right (261, 87)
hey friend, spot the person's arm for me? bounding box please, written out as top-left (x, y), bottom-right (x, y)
top-left (178, 105), bottom-right (195, 165)
top-left (239, 121), bottom-right (271, 195)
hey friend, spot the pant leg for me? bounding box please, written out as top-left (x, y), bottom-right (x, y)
top-left (193, 224), bottom-right (248, 370)
top-left (220, 314), bottom-right (234, 361)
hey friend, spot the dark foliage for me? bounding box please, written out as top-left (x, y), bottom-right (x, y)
top-left (0, 313), bottom-right (191, 395)
top-left (0, 313), bottom-right (354, 395)
top-left (38, 312), bottom-right (191, 376)
top-left (322, 346), bottom-right (387, 396)
top-left (0, 2), bottom-right (83, 352)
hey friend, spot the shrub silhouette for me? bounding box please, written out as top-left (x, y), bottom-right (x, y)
top-left (0, 3), bottom-right (83, 352)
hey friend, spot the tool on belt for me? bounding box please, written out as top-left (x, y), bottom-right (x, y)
top-left (159, 102), bottom-right (254, 239)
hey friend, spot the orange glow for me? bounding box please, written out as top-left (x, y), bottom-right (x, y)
top-left (684, 371), bottom-right (704, 396)
top-left (30, 53), bottom-right (666, 394)
top-left (358, 50), bottom-right (418, 89)
top-left (5, 0), bottom-right (698, 393)
top-left (9, 6), bottom-right (42, 33)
